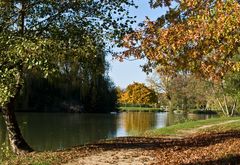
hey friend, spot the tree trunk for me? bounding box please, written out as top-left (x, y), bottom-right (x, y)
top-left (230, 99), bottom-right (237, 116)
top-left (1, 94), bottom-right (33, 155)
top-left (217, 95), bottom-right (236, 117)
top-left (168, 100), bottom-right (173, 112)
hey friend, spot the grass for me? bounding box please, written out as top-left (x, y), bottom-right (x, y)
top-left (144, 116), bottom-right (240, 136)
top-left (119, 106), bottom-right (164, 112)
top-left (201, 120), bottom-right (240, 133)
top-left (1, 145), bottom-right (100, 165)
top-left (0, 152), bottom-right (60, 165)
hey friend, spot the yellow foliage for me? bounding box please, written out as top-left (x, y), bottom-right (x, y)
top-left (118, 82), bottom-right (158, 105)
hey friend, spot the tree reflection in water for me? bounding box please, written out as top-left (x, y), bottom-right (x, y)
top-left (121, 112), bottom-right (157, 135)
top-left (0, 113), bottom-right (118, 151)
top-left (0, 112), bottom-right (215, 153)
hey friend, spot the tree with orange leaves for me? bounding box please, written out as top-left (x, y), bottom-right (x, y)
top-left (121, 0), bottom-right (240, 116)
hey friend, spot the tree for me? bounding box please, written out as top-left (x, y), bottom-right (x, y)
top-left (0, 0), bottom-right (136, 154)
top-left (119, 82), bottom-right (158, 106)
top-left (212, 71), bottom-right (240, 116)
top-left (148, 71), bottom-right (211, 111)
top-left (122, 0), bottom-right (240, 79)
top-left (121, 0), bottom-right (240, 115)
top-left (116, 86), bottom-right (124, 104)
top-left (14, 40), bottom-right (117, 113)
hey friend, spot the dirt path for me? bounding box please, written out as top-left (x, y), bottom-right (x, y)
top-left (63, 121), bottom-right (240, 165)
top-left (65, 148), bottom-right (157, 165)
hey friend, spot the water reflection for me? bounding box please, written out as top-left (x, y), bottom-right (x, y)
top-left (187, 113), bottom-right (213, 120)
top-left (0, 112), bottom-right (216, 152)
top-left (120, 112), bottom-right (157, 135)
top-left (166, 112), bottom-right (215, 126)
top-left (1, 113), bottom-right (118, 151)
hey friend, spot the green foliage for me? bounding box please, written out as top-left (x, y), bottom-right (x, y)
top-left (148, 73), bottom-right (212, 110)
top-left (0, 0), bottom-right (136, 108)
top-left (223, 72), bottom-right (240, 98)
top-left (14, 67), bottom-right (117, 113)
top-left (0, 37), bottom-right (57, 106)
top-left (0, 142), bottom-right (15, 162)
top-left (210, 71), bottom-right (240, 116)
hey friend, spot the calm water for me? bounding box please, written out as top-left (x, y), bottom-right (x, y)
top-left (0, 112), bottom-right (214, 151)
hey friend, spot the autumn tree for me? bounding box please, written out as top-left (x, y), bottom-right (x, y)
top-left (0, 0), bottom-right (136, 154)
top-left (148, 71), bottom-right (212, 111)
top-left (119, 82), bottom-right (158, 106)
top-left (116, 86), bottom-right (124, 104)
top-left (121, 0), bottom-right (240, 116)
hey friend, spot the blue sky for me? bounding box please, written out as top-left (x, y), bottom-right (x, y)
top-left (108, 0), bottom-right (167, 89)
top-left (109, 0), bottom-right (166, 88)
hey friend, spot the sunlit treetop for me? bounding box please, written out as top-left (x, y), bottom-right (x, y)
top-left (121, 0), bottom-right (240, 82)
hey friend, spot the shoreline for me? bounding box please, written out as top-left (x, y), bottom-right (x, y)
top-left (2, 117), bottom-right (240, 164)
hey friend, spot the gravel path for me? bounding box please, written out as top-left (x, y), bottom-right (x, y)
top-left (65, 149), bottom-right (156, 165)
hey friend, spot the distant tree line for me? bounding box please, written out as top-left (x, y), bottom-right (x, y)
top-left (147, 71), bottom-right (240, 115)
top-left (117, 71), bottom-right (240, 116)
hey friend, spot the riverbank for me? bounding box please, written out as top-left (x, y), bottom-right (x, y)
top-left (2, 117), bottom-right (240, 165)
top-left (118, 107), bottom-right (219, 115)
top-left (145, 116), bottom-right (240, 137)
top-left (119, 106), bottom-right (165, 112)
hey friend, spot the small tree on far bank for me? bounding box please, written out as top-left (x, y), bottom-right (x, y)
top-left (118, 82), bottom-right (158, 107)
top-left (212, 72), bottom-right (240, 116)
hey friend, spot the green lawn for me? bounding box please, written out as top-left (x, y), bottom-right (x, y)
top-left (144, 116), bottom-right (240, 136)
top-left (119, 106), bottom-right (164, 112)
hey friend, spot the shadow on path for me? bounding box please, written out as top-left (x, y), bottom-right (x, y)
top-left (92, 131), bottom-right (240, 150)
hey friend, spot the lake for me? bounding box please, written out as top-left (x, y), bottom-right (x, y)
top-left (0, 112), bottom-right (215, 151)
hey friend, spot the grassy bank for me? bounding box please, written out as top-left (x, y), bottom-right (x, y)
top-left (119, 106), bottom-right (164, 112)
top-left (145, 116), bottom-right (240, 137)
top-left (1, 146), bottom-right (101, 165)
top-left (1, 152), bottom-right (60, 165)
